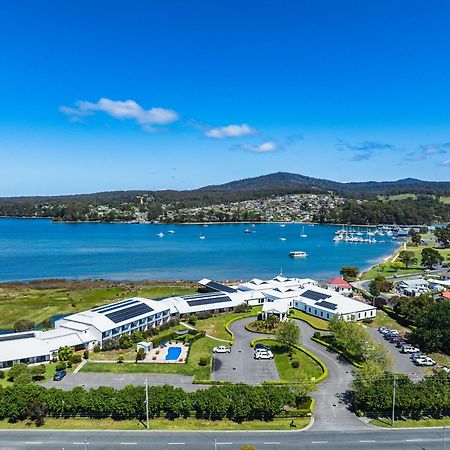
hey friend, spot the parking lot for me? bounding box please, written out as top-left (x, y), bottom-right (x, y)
top-left (366, 328), bottom-right (424, 381)
top-left (211, 317), bottom-right (278, 384)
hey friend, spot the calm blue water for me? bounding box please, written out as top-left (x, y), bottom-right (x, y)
top-left (0, 218), bottom-right (400, 282)
top-left (166, 346), bottom-right (182, 361)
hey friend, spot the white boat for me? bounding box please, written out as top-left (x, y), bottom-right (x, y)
top-left (289, 251), bottom-right (308, 258)
top-left (199, 235), bottom-right (206, 240)
top-left (168, 230), bottom-right (175, 234)
top-left (156, 232), bottom-right (164, 238)
top-left (280, 224), bottom-right (286, 227)
top-left (279, 237), bottom-right (286, 241)
top-left (243, 229), bottom-right (252, 234)
top-left (300, 226), bottom-right (307, 238)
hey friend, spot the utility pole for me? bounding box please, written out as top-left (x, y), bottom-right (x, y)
top-left (145, 378), bottom-right (149, 430)
top-left (391, 374), bottom-right (396, 428)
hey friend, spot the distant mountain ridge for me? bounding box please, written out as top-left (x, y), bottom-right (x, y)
top-left (200, 172), bottom-right (450, 195)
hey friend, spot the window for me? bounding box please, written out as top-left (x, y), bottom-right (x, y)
top-left (308, 307), bottom-right (311, 313)
top-left (327, 313), bottom-right (330, 319)
top-left (320, 311), bottom-right (323, 317)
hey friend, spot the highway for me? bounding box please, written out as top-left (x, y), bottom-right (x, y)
top-left (0, 428), bottom-right (447, 449)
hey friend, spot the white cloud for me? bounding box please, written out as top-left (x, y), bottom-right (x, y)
top-left (60, 98), bottom-right (179, 129)
top-left (442, 160), bottom-right (450, 166)
top-left (241, 141), bottom-right (278, 153)
top-left (206, 123), bottom-right (256, 139)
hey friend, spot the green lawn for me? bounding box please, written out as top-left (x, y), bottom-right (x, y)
top-left (81, 336), bottom-right (217, 380)
top-left (0, 283), bottom-right (195, 329)
top-left (257, 339), bottom-right (323, 381)
top-left (0, 417), bottom-right (310, 430)
top-left (194, 306), bottom-right (261, 340)
top-left (378, 194), bottom-right (417, 201)
top-left (289, 310), bottom-right (329, 330)
top-left (371, 417), bottom-right (450, 428)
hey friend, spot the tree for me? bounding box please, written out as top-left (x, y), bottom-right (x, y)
top-left (411, 233), bottom-right (422, 246)
top-left (135, 348), bottom-right (145, 363)
top-left (275, 320), bottom-right (301, 348)
top-left (421, 247), bottom-right (444, 269)
top-left (340, 266), bottom-right (359, 281)
top-left (58, 346), bottom-right (73, 362)
top-left (13, 319), bottom-right (35, 333)
top-left (434, 226), bottom-right (450, 248)
top-left (289, 373), bottom-right (317, 407)
top-left (369, 280), bottom-right (381, 297)
top-left (390, 261), bottom-right (404, 272)
top-left (398, 251), bottom-right (418, 269)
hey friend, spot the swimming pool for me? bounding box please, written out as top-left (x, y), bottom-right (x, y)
top-left (166, 346), bottom-right (182, 361)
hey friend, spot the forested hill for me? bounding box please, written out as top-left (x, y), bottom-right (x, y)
top-left (201, 172), bottom-right (450, 196)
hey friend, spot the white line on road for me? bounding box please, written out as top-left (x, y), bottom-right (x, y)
top-left (406, 439), bottom-right (424, 442)
top-left (73, 443), bottom-right (90, 446)
top-left (216, 443), bottom-right (233, 445)
top-left (25, 443), bottom-right (43, 445)
top-left (359, 440), bottom-right (376, 443)
top-left (168, 443), bottom-right (186, 446)
top-left (312, 441), bottom-right (328, 444)
top-left (263, 442), bottom-right (280, 445)
top-left (120, 443), bottom-right (137, 445)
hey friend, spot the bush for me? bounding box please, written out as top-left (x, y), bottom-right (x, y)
top-left (7, 364), bottom-right (29, 382)
top-left (117, 354), bottom-right (124, 363)
top-left (0, 371), bottom-right (4, 379)
top-left (168, 317), bottom-right (180, 327)
top-left (361, 318), bottom-right (373, 324)
top-left (102, 339), bottom-right (120, 351)
top-left (198, 356), bottom-right (209, 366)
top-left (55, 362), bottom-right (67, 371)
top-left (67, 361), bottom-right (73, 369)
top-left (119, 334), bottom-right (133, 350)
top-left (235, 303), bottom-right (251, 314)
top-left (83, 350), bottom-right (89, 360)
top-left (188, 315), bottom-right (198, 326)
top-left (93, 344), bottom-right (100, 353)
top-left (312, 331), bottom-right (322, 339)
top-left (291, 360), bottom-right (300, 369)
top-left (159, 322), bottom-right (170, 331)
top-left (30, 364), bottom-right (46, 381)
top-left (13, 319), bottom-right (35, 333)
top-left (69, 354), bottom-right (82, 364)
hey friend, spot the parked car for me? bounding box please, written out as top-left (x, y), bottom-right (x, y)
top-left (401, 345), bottom-right (419, 354)
top-left (212, 346), bottom-right (231, 353)
top-left (442, 366), bottom-right (450, 373)
top-left (378, 327), bottom-right (389, 334)
top-left (254, 350), bottom-right (274, 360)
top-left (414, 357), bottom-right (436, 366)
top-left (411, 352), bottom-right (425, 361)
top-left (53, 369), bottom-right (66, 381)
top-left (390, 336), bottom-right (403, 344)
top-left (254, 343), bottom-right (270, 351)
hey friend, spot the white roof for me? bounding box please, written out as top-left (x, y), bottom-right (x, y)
top-left (397, 279), bottom-right (429, 288)
top-left (57, 297), bottom-right (170, 333)
top-left (295, 285), bottom-right (375, 316)
top-left (238, 276), bottom-right (318, 293)
top-left (262, 299), bottom-right (290, 315)
top-left (35, 328), bottom-right (96, 351)
top-left (0, 333), bottom-right (51, 362)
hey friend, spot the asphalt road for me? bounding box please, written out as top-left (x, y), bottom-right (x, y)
top-left (366, 328), bottom-right (424, 381)
top-left (292, 320), bottom-right (364, 432)
top-left (0, 428), bottom-right (447, 449)
top-left (211, 317), bottom-right (278, 385)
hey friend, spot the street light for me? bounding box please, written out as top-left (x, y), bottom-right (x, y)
top-left (145, 378), bottom-right (149, 429)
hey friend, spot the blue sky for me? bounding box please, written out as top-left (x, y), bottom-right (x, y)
top-left (1, 1), bottom-right (450, 195)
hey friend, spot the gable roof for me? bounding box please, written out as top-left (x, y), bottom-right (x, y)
top-left (328, 277), bottom-right (352, 289)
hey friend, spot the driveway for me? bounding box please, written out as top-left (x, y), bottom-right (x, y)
top-left (293, 319), bottom-right (366, 432)
top-left (211, 316), bottom-right (279, 384)
top-left (43, 373), bottom-right (209, 392)
top-left (366, 328), bottom-right (423, 381)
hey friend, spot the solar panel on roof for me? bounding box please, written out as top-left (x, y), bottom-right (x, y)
top-left (315, 300), bottom-right (338, 311)
top-left (105, 304), bottom-right (153, 324)
top-left (92, 298), bottom-right (138, 313)
top-left (186, 295), bottom-right (232, 307)
top-left (93, 300), bottom-right (140, 315)
top-left (301, 290), bottom-right (331, 301)
top-left (0, 332), bottom-right (35, 343)
top-left (182, 292), bottom-right (222, 300)
top-left (205, 281), bottom-right (237, 293)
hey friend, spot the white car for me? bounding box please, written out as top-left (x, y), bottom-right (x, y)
top-left (401, 345), bottom-right (420, 354)
top-left (415, 357), bottom-right (436, 366)
top-left (212, 346), bottom-right (231, 353)
top-left (254, 350), bottom-right (274, 360)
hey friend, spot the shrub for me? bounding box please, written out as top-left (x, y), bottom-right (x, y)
top-left (93, 344), bottom-right (100, 353)
top-left (119, 334), bottom-right (133, 350)
top-left (361, 318), bottom-right (373, 324)
top-left (117, 354), bottom-right (124, 363)
top-left (30, 364), bottom-right (46, 381)
top-left (235, 303), bottom-right (251, 314)
top-left (69, 354), bottom-right (82, 364)
top-left (159, 322), bottom-right (170, 331)
top-left (67, 361), bottom-right (73, 369)
top-left (58, 346), bottom-right (74, 362)
top-left (135, 347), bottom-right (146, 363)
top-left (188, 315), bottom-right (198, 326)
top-left (7, 364), bottom-right (29, 382)
top-left (291, 360), bottom-right (300, 369)
top-left (168, 317), bottom-right (180, 327)
top-left (102, 339), bottom-right (120, 351)
top-left (55, 362), bottom-right (67, 371)
top-left (312, 331), bottom-right (322, 339)
top-left (83, 350), bottom-right (89, 360)
top-left (0, 371), bottom-right (4, 379)
top-left (13, 319), bottom-right (35, 333)
top-left (198, 356), bottom-right (209, 366)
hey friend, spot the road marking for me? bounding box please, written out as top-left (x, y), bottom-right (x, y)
top-left (25, 443), bottom-right (43, 445)
top-left (73, 443), bottom-right (90, 446)
top-left (406, 439), bottom-right (423, 442)
top-left (264, 443), bottom-right (280, 445)
top-left (360, 440), bottom-right (376, 443)
top-left (120, 443), bottom-right (137, 446)
top-left (312, 441), bottom-right (328, 444)
top-left (216, 443), bottom-right (233, 445)
top-left (168, 443), bottom-right (186, 446)
top-left (331, 404), bottom-right (337, 417)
